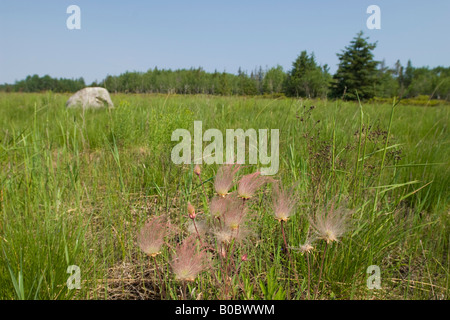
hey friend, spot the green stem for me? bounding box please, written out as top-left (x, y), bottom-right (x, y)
top-left (306, 253), bottom-right (311, 299)
top-left (314, 241), bottom-right (328, 299)
top-left (153, 255), bottom-right (165, 299)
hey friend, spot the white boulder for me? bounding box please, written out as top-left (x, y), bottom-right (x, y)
top-left (66, 87), bottom-right (114, 109)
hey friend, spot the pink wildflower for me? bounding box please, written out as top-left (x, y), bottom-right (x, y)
top-left (222, 198), bottom-right (247, 230)
top-left (237, 172), bottom-right (268, 199)
top-left (272, 183), bottom-right (297, 221)
top-left (171, 235), bottom-right (208, 282)
top-left (193, 164), bottom-right (201, 177)
top-left (137, 216), bottom-right (169, 257)
top-left (209, 196), bottom-right (229, 218)
top-left (310, 206), bottom-right (350, 244)
top-left (213, 226), bottom-right (248, 244)
top-left (187, 202), bottom-right (196, 220)
top-left (214, 164), bottom-right (241, 197)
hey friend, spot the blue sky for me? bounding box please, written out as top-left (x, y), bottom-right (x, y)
top-left (0, 0), bottom-right (449, 84)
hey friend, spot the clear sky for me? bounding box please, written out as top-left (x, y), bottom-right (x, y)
top-left (1, 0), bottom-right (449, 84)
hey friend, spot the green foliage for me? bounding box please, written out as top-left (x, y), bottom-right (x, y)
top-left (285, 51), bottom-right (331, 98)
top-left (0, 93), bottom-right (448, 300)
top-left (1, 52), bottom-right (448, 101)
top-left (371, 95), bottom-right (448, 106)
top-left (332, 31), bottom-right (379, 100)
top-left (373, 59), bottom-right (450, 101)
top-left (374, 60), bottom-right (400, 98)
top-left (0, 74), bottom-right (86, 93)
top-left (259, 267), bottom-right (286, 300)
top-left (262, 65), bottom-right (286, 95)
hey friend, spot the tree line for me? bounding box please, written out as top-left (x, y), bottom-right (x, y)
top-left (1, 32), bottom-right (449, 101)
top-left (1, 74), bottom-right (86, 94)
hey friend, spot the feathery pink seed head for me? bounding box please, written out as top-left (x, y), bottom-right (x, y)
top-left (237, 172), bottom-right (268, 199)
top-left (137, 216), bottom-right (168, 257)
top-left (171, 235), bottom-right (208, 282)
top-left (310, 207), bottom-right (350, 244)
top-left (299, 242), bottom-right (314, 254)
top-left (213, 224), bottom-right (250, 244)
top-left (209, 196), bottom-right (228, 218)
top-left (272, 183), bottom-right (297, 221)
top-left (222, 197), bottom-right (247, 230)
top-left (214, 164), bottom-right (241, 197)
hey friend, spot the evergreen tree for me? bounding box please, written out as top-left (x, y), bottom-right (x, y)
top-left (393, 60), bottom-right (405, 97)
top-left (262, 65), bottom-right (286, 95)
top-left (404, 60), bottom-right (415, 93)
top-left (217, 72), bottom-right (232, 95)
top-left (374, 59), bottom-right (399, 98)
top-left (331, 31), bottom-right (379, 100)
top-left (285, 51), bottom-right (330, 98)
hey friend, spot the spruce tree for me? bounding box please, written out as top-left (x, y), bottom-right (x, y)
top-left (331, 31), bottom-right (379, 100)
top-left (285, 51), bottom-right (330, 98)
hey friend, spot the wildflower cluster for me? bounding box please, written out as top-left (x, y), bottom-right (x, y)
top-left (135, 163), bottom-right (352, 300)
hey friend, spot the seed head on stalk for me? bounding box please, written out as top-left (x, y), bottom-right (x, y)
top-left (171, 235), bottom-right (209, 282)
top-left (272, 182), bottom-right (297, 222)
top-left (310, 206), bottom-right (350, 244)
top-left (209, 196), bottom-right (229, 219)
top-left (137, 215), bottom-right (170, 257)
top-left (237, 172), bottom-right (268, 200)
top-left (187, 201), bottom-right (196, 220)
top-left (214, 164), bottom-right (241, 197)
top-left (222, 197), bottom-right (248, 230)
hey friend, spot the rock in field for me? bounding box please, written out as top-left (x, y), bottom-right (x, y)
top-left (66, 87), bottom-right (114, 109)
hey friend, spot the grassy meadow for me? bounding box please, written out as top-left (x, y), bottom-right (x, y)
top-left (0, 92), bottom-right (448, 300)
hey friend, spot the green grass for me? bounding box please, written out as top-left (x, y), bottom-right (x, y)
top-left (0, 92), bottom-right (448, 300)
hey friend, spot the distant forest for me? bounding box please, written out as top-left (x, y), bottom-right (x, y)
top-left (2, 33), bottom-right (449, 101)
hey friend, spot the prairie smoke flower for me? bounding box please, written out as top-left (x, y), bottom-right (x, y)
top-left (299, 241), bottom-right (314, 254)
top-left (272, 183), bottom-right (297, 221)
top-left (237, 172), bottom-right (268, 200)
top-left (222, 200), bottom-right (247, 230)
top-left (209, 197), bottom-right (246, 224)
top-left (187, 202), bottom-right (196, 220)
top-left (137, 216), bottom-right (168, 257)
top-left (292, 232), bottom-right (316, 254)
top-left (310, 207), bottom-right (350, 244)
top-left (171, 236), bottom-right (208, 282)
top-left (214, 227), bottom-right (239, 244)
top-left (214, 228), bottom-right (235, 244)
top-left (213, 225), bottom-right (250, 244)
top-left (193, 164), bottom-right (201, 176)
top-left (214, 164), bottom-right (241, 197)
top-left (209, 196), bottom-right (228, 218)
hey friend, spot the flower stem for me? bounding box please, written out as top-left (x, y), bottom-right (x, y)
top-left (192, 219), bottom-right (202, 242)
top-left (306, 253), bottom-right (311, 299)
top-left (314, 241), bottom-right (328, 299)
top-left (182, 281), bottom-right (187, 300)
top-left (153, 255), bottom-right (165, 299)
